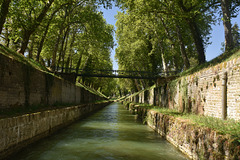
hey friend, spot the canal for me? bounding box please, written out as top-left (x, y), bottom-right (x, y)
top-left (9, 103), bottom-right (188, 160)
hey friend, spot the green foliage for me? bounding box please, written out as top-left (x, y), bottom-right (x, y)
top-left (0, 44), bottom-right (49, 71)
top-left (133, 103), bottom-right (240, 138)
top-left (151, 107), bottom-right (181, 116)
top-left (0, 0), bottom-right (117, 97)
top-left (1, 0), bottom-right (240, 98)
top-left (114, 0), bottom-right (226, 92)
top-left (181, 114), bottom-right (240, 138)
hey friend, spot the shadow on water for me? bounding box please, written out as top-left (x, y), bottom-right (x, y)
top-left (9, 103), bottom-right (189, 160)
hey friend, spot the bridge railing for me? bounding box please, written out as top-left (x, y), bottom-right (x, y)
top-left (55, 67), bottom-right (178, 79)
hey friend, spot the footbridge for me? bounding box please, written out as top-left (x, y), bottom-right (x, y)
top-left (56, 68), bottom-right (178, 79)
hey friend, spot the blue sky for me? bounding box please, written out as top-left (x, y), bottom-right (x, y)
top-left (100, 6), bottom-right (240, 70)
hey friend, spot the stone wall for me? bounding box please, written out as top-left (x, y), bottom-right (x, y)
top-left (168, 57), bottom-right (240, 120)
top-left (0, 102), bottom-right (111, 160)
top-left (0, 53), bottom-right (104, 109)
top-left (0, 51), bottom-right (109, 159)
top-left (126, 56), bottom-right (240, 121)
top-left (124, 103), bottom-right (240, 160)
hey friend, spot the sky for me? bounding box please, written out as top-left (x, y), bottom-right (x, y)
top-left (100, 6), bottom-right (240, 70)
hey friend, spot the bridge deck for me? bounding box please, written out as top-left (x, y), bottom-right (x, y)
top-left (55, 68), bottom-right (178, 79)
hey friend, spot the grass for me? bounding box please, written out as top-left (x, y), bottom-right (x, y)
top-left (152, 107), bottom-right (240, 138)
top-left (151, 107), bottom-right (183, 116)
top-left (0, 44), bottom-right (49, 72)
top-left (180, 114), bottom-right (240, 138)
top-left (127, 102), bottom-right (240, 138)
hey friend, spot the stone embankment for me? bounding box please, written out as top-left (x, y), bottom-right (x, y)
top-left (0, 52), bottom-right (105, 110)
top-left (126, 54), bottom-right (240, 121)
top-left (123, 53), bottom-right (240, 159)
top-left (0, 102), bottom-right (111, 160)
top-left (0, 49), bottom-right (111, 159)
top-left (123, 102), bottom-right (240, 160)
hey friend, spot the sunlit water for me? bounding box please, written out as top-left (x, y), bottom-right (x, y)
top-left (9, 103), bottom-right (188, 160)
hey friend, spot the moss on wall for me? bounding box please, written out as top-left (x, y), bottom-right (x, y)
top-left (123, 103), bottom-right (240, 160)
top-left (21, 64), bottom-right (33, 108)
top-left (45, 73), bottom-right (55, 105)
top-left (168, 77), bottom-right (189, 112)
top-left (0, 55), bottom-right (5, 84)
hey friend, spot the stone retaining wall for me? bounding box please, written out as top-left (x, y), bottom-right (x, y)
top-left (0, 53), bottom-right (104, 109)
top-left (0, 102), bottom-right (111, 160)
top-left (124, 102), bottom-right (240, 160)
top-left (166, 57), bottom-right (240, 120)
top-left (0, 52), bottom-right (110, 159)
top-left (125, 54), bottom-right (240, 121)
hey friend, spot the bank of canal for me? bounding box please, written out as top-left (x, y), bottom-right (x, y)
top-left (8, 103), bottom-right (188, 160)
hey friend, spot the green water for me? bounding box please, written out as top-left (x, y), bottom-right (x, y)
top-left (9, 103), bottom-right (188, 160)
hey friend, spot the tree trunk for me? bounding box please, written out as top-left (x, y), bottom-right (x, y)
top-left (36, 12), bottom-right (56, 62)
top-left (75, 54), bottom-right (83, 74)
top-left (69, 29), bottom-right (77, 69)
top-left (51, 26), bottom-right (64, 71)
top-left (160, 17), bottom-right (190, 70)
top-left (56, 27), bottom-right (69, 71)
top-left (135, 66), bottom-right (147, 89)
top-left (28, 35), bottom-right (35, 59)
top-left (4, 25), bottom-right (10, 47)
top-left (36, 26), bottom-right (48, 61)
top-left (130, 79), bottom-right (138, 92)
top-left (81, 54), bottom-right (90, 71)
top-left (221, 0), bottom-right (234, 51)
top-left (61, 27), bottom-right (70, 73)
top-left (159, 42), bottom-right (168, 73)
top-left (51, 7), bottom-right (68, 71)
top-left (47, 59), bottom-right (51, 67)
top-left (134, 79), bottom-right (141, 91)
top-left (161, 52), bottom-right (167, 72)
top-left (176, 24), bottom-right (190, 69)
top-left (173, 55), bottom-right (179, 71)
top-left (65, 55), bottom-right (70, 73)
top-left (18, 31), bottom-right (32, 55)
top-left (0, 0), bottom-right (11, 35)
top-left (187, 18), bottom-right (206, 64)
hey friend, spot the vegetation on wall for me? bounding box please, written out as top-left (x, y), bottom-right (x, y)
top-left (124, 102), bottom-right (240, 140)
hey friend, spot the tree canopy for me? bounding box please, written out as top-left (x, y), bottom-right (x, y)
top-left (115, 0), bottom-right (240, 94)
top-left (0, 0), bottom-right (239, 97)
top-left (0, 0), bottom-right (118, 96)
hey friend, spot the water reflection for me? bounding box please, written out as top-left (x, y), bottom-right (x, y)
top-left (9, 103), bottom-right (188, 160)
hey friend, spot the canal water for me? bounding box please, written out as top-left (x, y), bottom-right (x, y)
top-left (9, 103), bottom-right (188, 160)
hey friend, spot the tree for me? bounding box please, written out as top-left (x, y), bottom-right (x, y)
top-left (221, 0), bottom-right (234, 51)
top-left (0, 0), bottom-right (11, 35)
top-left (117, 0), bottom-right (220, 64)
top-left (0, 0), bottom-right (116, 96)
top-left (232, 23), bottom-right (240, 47)
top-left (11, 0), bottom-right (55, 54)
top-left (220, 0), bottom-right (240, 51)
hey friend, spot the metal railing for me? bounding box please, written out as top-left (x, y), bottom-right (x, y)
top-left (55, 67), bottom-right (178, 79)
